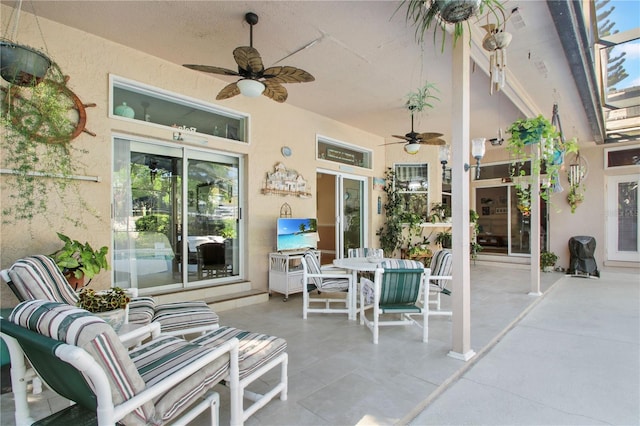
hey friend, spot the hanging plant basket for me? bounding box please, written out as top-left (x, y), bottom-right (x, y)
top-left (0, 40), bottom-right (52, 86)
top-left (436, 0), bottom-right (481, 23)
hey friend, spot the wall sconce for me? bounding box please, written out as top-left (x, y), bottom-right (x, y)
top-left (439, 145), bottom-right (450, 180)
top-left (237, 78), bottom-right (265, 97)
top-left (464, 138), bottom-right (486, 179)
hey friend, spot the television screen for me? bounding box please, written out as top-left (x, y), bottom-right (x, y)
top-left (277, 218), bottom-right (318, 251)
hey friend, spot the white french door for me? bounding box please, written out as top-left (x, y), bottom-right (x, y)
top-left (607, 174), bottom-right (640, 261)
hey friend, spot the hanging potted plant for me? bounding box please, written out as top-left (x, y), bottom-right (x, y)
top-left (0, 40), bottom-right (52, 87)
top-left (567, 185), bottom-right (584, 213)
top-left (50, 232), bottom-right (109, 289)
top-left (400, 0), bottom-right (504, 51)
top-left (506, 115), bottom-right (578, 203)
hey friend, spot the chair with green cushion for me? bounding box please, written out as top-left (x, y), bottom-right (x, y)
top-left (1, 255), bottom-right (220, 337)
top-left (359, 259), bottom-right (430, 344)
top-left (0, 300), bottom-right (240, 426)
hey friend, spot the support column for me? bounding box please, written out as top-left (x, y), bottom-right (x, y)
top-left (448, 35), bottom-right (475, 362)
top-left (529, 143), bottom-right (542, 296)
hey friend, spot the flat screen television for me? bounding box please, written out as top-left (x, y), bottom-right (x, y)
top-left (276, 218), bottom-right (318, 252)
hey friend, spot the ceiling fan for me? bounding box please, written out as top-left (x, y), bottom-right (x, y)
top-left (383, 113), bottom-right (445, 154)
top-left (183, 12), bottom-right (315, 103)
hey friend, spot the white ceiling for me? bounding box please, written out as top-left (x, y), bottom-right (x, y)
top-left (1, 0), bottom-right (595, 147)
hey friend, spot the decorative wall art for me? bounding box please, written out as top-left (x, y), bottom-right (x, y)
top-left (262, 163), bottom-right (311, 198)
top-left (373, 177), bottom-right (385, 191)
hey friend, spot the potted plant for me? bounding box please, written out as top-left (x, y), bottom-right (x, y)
top-left (77, 287), bottom-right (130, 331)
top-left (435, 230), bottom-right (452, 249)
top-left (400, 0), bottom-right (504, 51)
top-left (567, 185), bottom-right (584, 214)
top-left (0, 40), bottom-right (52, 86)
top-left (50, 232), bottom-right (109, 289)
top-left (506, 115), bottom-right (578, 203)
top-left (540, 250), bottom-right (558, 272)
top-left (430, 202), bottom-right (451, 223)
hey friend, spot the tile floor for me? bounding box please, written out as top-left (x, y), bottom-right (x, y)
top-left (4, 264), bottom-right (621, 425)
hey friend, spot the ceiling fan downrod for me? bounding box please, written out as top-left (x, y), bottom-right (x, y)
top-left (245, 12), bottom-right (259, 47)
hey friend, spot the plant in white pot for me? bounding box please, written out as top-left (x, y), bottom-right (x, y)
top-left (77, 287), bottom-right (130, 331)
top-left (540, 250), bottom-right (558, 272)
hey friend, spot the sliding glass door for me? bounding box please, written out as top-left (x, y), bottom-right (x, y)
top-left (607, 174), bottom-right (639, 261)
top-left (113, 137), bottom-right (241, 292)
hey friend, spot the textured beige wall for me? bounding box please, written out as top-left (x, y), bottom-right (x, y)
top-left (0, 6), bottom-right (385, 304)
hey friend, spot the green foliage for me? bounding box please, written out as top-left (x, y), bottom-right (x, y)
top-left (506, 115), bottom-right (579, 203)
top-left (377, 168), bottom-right (404, 256)
top-left (77, 287), bottom-right (130, 313)
top-left (405, 81), bottom-right (440, 113)
top-left (135, 214), bottom-right (171, 236)
top-left (567, 185), bottom-right (584, 213)
top-left (435, 230), bottom-right (452, 248)
top-left (540, 250), bottom-right (558, 269)
top-left (0, 60), bottom-right (95, 228)
top-left (430, 202), bottom-right (451, 223)
top-left (400, 0), bottom-right (504, 52)
top-left (50, 232), bottom-right (109, 280)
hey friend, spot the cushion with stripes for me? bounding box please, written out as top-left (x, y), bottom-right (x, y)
top-left (429, 249), bottom-right (452, 291)
top-left (347, 248), bottom-right (384, 258)
top-left (304, 251), bottom-right (349, 291)
top-left (128, 335), bottom-right (229, 423)
top-left (127, 296), bottom-right (156, 325)
top-left (191, 326), bottom-right (287, 379)
top-left (8, 255), bottom-right (79, 305)
top-left (9, 300), bottom-right (154, 425)
top-left (152, 301), bottom-right (219, 333)
top-left (377, 260), bottom-right (425, 312)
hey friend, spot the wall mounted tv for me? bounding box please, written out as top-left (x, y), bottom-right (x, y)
top-left (277, 218), bottom-right (318, 252)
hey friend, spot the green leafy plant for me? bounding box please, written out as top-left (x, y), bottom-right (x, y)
top-left (77, 287), bottom-right (130, 313)
top-left (400, 0), bottom-right (504, 51)
top-left (50, 232), bottom-right (109, 281)
top-left (405, 81), bottom-right (440, 113)
top-left (567, 185), bottom-right (584, 213)
top-left (435, 230), bottom-right (452, 249)
top-left (1, 60), bottom-right (95, 228)
top-left (506, 115), bottom-right (579, 203)
top-left (430, 202), bottom-right (451, 223)
top-left (540, 250), bottom-right (558, 270)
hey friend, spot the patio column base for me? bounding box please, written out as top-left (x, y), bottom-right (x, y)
top-left (528, 291), bottom-right (543, 297)
top-left (448, 349), bottom-right (476, 362)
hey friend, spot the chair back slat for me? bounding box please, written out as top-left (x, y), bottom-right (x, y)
top-left (303, 251), bottom-right (323, 289)
top-left (379, 268), bottom-right (424, 306)
top-left (7, 255), bottom-right (79, 305)
top-left (347, 248), bottom-right (383, 258)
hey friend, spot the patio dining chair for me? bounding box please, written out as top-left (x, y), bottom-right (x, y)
top-left (197, 242), bottom-right (231, 279)
top-left (2, 255), bottom-right (220, 337)
top-left (0, 300), bottom-right (239, 426)
top-left (347, 247), bottom-right (384, 258)
top-left (359, 259), bottom-right (430, 344)
top-left (427, 249), bottom-right (453, 316)
top-left (300, 250), bottom-right (355, 319)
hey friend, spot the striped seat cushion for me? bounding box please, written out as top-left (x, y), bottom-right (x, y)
top-left (152, 301), bottom-right (219, 333)
top-left (127, 296), bottom-right (156, 325)
top-left (191, 326), bottom-right (287, 379)
top-left (128, 335), bottom-right (229, 423)
top-left (8, 255), bottom-right (79, 305)
top-left (429, 250), bottom-right (452, 292)
top-left (9, 300), bottom-right (154, 425)
top-left (304, 251), bottom-right (349, 292)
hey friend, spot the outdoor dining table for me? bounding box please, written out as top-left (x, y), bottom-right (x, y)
top-left (331, 257), bottom-right (392, 319)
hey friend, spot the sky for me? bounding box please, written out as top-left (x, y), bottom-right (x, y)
top-left (605, 0), bottom-right (640, 88)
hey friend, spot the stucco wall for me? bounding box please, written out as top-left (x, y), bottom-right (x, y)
top-left (0, 7), bottom-right (385, 305)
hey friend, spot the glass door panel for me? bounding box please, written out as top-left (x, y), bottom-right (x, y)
top-left (510, 189), bottom-right (531, 255)
top-left (476, 187), bottom-right (509, 254)
top-left (342, 177), bottom-right (364, 256)
top-left (607, 174), bottom-right (640, 261)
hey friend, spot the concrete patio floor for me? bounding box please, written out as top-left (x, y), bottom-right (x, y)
top-left (2, 264), bottom-right (637, 425)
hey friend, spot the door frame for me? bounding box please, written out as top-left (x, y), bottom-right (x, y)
top-left (606, 173), bottom-right (640, 261)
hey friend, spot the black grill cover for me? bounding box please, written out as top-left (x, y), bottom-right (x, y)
top-left (567, 236), bottom-right (599, 278)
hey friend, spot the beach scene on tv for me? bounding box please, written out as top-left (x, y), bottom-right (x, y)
top-left (277, 218), bottom-right (318, 251)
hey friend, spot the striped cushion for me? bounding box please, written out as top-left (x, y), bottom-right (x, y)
top-left (347, 248), bottom-right (384, 258)
top-left (304, 251), bottom-right (349, 291)
top-left (152, 301), bottom-right (219, 333)
top-left (429, 250), bottom-right (452, 290)
top-left (129, 335), bottom-right (229, 423)
top-left (9, 300), bottom-right (153, 425)
top-left (191, 326), bottom-right (287, 379)
top-left (8, 255), bottom-right (79, 305)
top-left (127, 297), bottom-right (156, 325)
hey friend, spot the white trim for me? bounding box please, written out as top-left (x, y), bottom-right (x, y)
top-left (604, 144), bottom-right (640, 170)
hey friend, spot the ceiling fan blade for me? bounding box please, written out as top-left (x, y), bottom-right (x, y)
top-left (263, 79), bottom-right (288, 103)
top-left (420, 138), bottom-right (446, 146)
top-left (183, 64), bottom-right (240, 76)
top-left (233, 46), bottom-right (264, 74)
top-left (380, 140), bottom-right (410, 146)
top-left (416, 132), bottom-right (444, 140)
top-left (263, 66), bottom-right (315, 83)
top-left (216, 82), bottom-right (240, 100)
top-left (392, 134), bottom-right (410, 141)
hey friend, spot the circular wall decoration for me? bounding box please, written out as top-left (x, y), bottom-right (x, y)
top-left (281, 146), bottom-right (292, 157)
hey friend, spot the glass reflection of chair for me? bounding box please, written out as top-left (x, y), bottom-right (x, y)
top-left (197, 242), bottom-right (230, 279)
top-left (359, 259), bottom-right (430, 344)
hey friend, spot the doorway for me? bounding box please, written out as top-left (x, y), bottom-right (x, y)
top-left (606, 174), bottom-right (639, 261)
top-left (316, 171), bottom-right (367, 263)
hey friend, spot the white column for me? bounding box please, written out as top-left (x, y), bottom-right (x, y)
top-left (448, 35), bottom-right (475, 362)
top-left (529, 143), bottom-right (542, 295)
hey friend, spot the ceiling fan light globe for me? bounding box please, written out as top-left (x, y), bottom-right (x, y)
top-left (237, 78), bottom-right (265, 97)
top-left (404, 143), bottom-right (420, 155)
